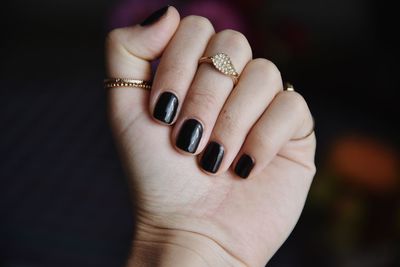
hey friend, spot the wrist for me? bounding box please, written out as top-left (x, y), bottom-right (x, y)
top-left (126, 223), bottom-right (247, 267)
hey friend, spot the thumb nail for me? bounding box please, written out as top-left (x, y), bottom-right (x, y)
top-left (140, 6), bottom-right (170, 26)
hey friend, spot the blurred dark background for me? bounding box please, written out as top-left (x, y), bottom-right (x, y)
top-left (0, 0), bottom-right (398, 266)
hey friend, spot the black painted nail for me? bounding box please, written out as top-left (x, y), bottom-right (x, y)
top-left (153, 92), bottom-right (178, 124)
top-left (200, 142), bottom-right (224, 174)
top-left (140, 6), bottom-right (170, 26)
top-left (176, 119), bottom-right (203, 153)
top-left (235, 154), bottom-right (255, 179)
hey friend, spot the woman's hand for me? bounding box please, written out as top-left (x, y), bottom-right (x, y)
top-left (106, 6), bottom-right (316, 267)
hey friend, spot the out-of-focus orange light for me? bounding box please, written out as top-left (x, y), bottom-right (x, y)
top-left (329, 135), bottom-right (399, 193)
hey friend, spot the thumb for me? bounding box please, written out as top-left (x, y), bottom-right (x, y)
top-left (105, 6), bottom-right (180, 127)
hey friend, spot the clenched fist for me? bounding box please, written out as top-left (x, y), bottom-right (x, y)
top-left (106, 6), bottom-right (316, 267)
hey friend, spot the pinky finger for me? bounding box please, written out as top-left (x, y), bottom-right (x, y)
top-left (232, 91), bottom-right (314, 179)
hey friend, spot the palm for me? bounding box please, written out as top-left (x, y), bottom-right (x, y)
top-left (109, 88), bottom-right (316, 266)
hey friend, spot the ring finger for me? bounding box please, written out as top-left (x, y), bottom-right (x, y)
top-left (199, 58), bottom-right (283, 174)
top-left (172, 29), bottom-right (252, 154)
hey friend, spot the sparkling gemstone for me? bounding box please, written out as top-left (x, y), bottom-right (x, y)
top-left (211, 53), bottom-right (238, 76)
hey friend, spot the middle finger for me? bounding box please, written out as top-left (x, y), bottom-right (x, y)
top-left (173, 29), bottom-right (252, 154)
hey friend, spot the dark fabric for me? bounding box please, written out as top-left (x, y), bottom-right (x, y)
top-left (0, 80), bottom-right (133, 267)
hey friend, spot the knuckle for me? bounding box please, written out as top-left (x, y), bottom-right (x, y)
top-left (158, 67), bottom-right (187, 86)
top-left (281, 91), bottom-right (308, 114)
top-left (181, 15), bottom-right (214, 34)
top-left (217, 108), bottom-right (240, 137)
top-left (217, 29), bottom-right (251, 53)
top-left (245, 58), bottom-right (282, 89)
top-left (105, 28), bottom-right (124, 47)
top-left (168, 67), bottom-right (186, 79)
top-left (219, 29), bottom-right (246, 43)
top-left (186, 88), bottom-right (218, 112)
top-left (252, 58), bottom-right (281, 82)
top-left (251, 129), bottom-right (275, 153)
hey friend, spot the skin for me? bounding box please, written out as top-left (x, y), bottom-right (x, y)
top-left (105, 6), bottom-right (316, 267)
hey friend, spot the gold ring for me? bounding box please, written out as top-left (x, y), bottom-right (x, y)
top-left (284, 82), bottom-right (295, 91)
top-left (104, 78), bottom-right (152, 90)
top-left (291, 116), bottom-right (315, 141)
top-left (199, 53), bottom-right (239, 85)
top-left (284, 82), bottom-right (315, 140)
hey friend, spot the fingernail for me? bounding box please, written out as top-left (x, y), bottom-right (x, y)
top-left (140, 5), bottom-right (170, 26)
top-left (234, 154), bottom-right (255, 179)
top-left (153, 92), bottom-right (178, 124)
top-left (176, 119), bottom-right (203, 153)
top-left (200, 142), bottom-right (224, 174)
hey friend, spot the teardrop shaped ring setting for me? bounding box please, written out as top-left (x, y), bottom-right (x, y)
top-left (199, 53), bottom-right (240, 86)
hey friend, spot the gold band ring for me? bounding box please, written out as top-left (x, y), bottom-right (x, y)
top-left (284, 82), bottom-right (295, 92)
top-left (291, 117), bottom-right (315, 140)
top-left (199, 53), bottom-right (239, 85)
top-left (104, 78), bottom-right (152, 90)
top-left (284, 82), bottom-right (315, 140)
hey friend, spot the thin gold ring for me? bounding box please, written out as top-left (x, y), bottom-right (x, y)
top-left (291, 116), bottom-right (315, 141)
top-left (104, 78), bottom-right (152, 90)
top-left (199, 53), bottom-right (239, 85)
top-left (284, 82), bottom-right (295, 92)
top-left (284, 82), bottom-right (315, 140)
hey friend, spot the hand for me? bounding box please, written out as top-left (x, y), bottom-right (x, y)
top-left (106, 6), bottom-right (316, 267)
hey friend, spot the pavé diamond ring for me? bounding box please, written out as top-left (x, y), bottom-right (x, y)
top-left (199, 53), bottom-right (239, 86)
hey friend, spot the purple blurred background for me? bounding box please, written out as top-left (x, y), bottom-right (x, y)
top-left (1, 0), bottom-right (398, 266)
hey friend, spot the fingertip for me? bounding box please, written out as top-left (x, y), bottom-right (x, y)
top-left (145, 6), bottom-right (180, 38)
top-left (168, 6), bottom-right (181, 24)
top-left (139, 5), bottom-right (180, 27)
top-left (132, 6), bottom-right (180, 60)
top-left (173, 118), bottom-right (204, 155)
top-left (198, 141), bottom-right (224, 174)
top-left (233, 153), bottom-right (256, 179)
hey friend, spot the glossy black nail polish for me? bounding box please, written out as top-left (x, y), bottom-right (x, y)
top-left (235, 154), bottom-right (255, 179)
top-left (153, 92), bottom-right (178, 124)
top-left (140, 6), bottom-right (170, 26)
top-left (176, 119), bottom-right (203, 153)
top-left (200, 142), bottom-right (224, 174)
